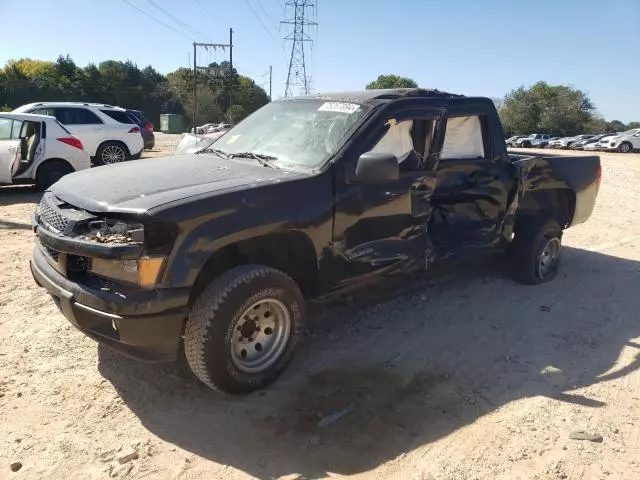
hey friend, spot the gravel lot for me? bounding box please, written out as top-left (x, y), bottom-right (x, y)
top-left (1, 148), bottom-right (639, 480)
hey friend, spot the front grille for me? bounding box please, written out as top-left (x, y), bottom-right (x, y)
top-left (37, 195), bottom-right (70, 233)
top-left (44, 246), bottom-right (60, 262)
top-left (67, 255), bottom-right (91, 274)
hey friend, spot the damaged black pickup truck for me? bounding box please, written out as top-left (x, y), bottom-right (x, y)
top-left (30, 89), bottom-right (601, 394)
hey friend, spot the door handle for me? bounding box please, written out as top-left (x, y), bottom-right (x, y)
top-left (8, 146), bottom-right (17, 152)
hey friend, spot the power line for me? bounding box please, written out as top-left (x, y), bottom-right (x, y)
top-left (144, 0), bottom-right (211, 42)
top-left (120, 0), bottom-right (194, 41)
top-left (190, 0), bottom-right (228, 27)
top-left (243, 0), bottom-right (280, 43)
top-left (255, 0), bottom-right (280, 32)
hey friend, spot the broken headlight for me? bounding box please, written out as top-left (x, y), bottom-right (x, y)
top-left (82, 219), bottom-right (173, 289)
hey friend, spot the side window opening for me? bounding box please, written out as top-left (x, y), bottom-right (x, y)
top-left (371, 119), bottom-right (415, 163)
top-left (100, 109), bottom-right (136, 124)
top-left (0, 119), bottom-right (13, 140)
top-left (370, 118), bottom-right (435, 171)
top-left (441, 115), bottom-right (486, 160)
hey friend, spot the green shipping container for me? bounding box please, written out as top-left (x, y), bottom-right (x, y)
top-left (160, 114), bottom-right (184, 134)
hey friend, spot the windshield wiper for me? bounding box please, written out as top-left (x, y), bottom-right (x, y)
top-left (198, 148), bottom-right (230, 159)
top-left (229, 152), bottom-right (277, 168)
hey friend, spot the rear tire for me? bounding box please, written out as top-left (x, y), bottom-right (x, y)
top-left (184, 265), bottom-right (305, 394)
top-left (510, 219), bottom-right (562, 285)
top-left (35, 161), bottom-right (72, 190)
top-left (619, 142), bottom-right (633, 153)
top-left (95, 141), bottom-right (129, 165)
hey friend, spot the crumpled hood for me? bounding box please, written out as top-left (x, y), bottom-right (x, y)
top-left (51, 154), bottom-right (306, 214)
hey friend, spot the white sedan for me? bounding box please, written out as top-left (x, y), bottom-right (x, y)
top-left (0, 112), bottom-right (90, 189)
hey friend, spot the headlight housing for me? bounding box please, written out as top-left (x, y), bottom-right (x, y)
top-left (91, 256), bottom-right (166, 289)
top-left (79, 217), bottom-right (177, 289)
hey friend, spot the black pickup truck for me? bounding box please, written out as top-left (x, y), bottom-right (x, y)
top-left (30, 89), bottom-right (602, 394)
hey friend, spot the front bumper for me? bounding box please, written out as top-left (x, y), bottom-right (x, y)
top-left (30, 245), bottom-right (189, 362)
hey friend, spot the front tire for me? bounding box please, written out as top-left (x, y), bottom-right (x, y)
top-left (184, 265), bottom-right (305, 394)
top-left (619, 142), bottom-right (633, 153)
top-left (510, 219), bottom-right (562, 285)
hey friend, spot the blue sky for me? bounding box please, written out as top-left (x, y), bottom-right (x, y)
top-left (1, 0), bottom-right (638, 122)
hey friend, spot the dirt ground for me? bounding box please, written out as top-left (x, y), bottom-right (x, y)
top-left (1, 147), bottom-right (639, 480)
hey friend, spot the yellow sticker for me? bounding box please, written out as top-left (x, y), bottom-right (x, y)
top-left (226, 134), bottom-right (241, 144)
top-left (386, 118), bottom-right (397, 126)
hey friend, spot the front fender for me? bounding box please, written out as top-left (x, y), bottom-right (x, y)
top-left (157, 172), bottom-right (335, 289)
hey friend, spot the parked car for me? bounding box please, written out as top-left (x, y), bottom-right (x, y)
top-left (599, 128), bottom-right (640, 153)
top-left (12, 102), bottom-right (144, 165)
top-left (30, 88), bottom-right (601, 394)
top-left (126, 109), bottom-right (155, 150)
top-left (538, 136), bottom-right (561, 149)
top-left (572, 134), bottom-right (610, 150)
top-left (0, 112), bottom-right (90, 189)
top-left (584, 133), bottom-right (619, 151)
top-left (175, 130), bottom-right (228, 155)
top-left (515, 133), bottom-right (553, 148)
top-left (505, 135), bottom-right (528, 148)
top-left (556, 134), bottom-right (594, 149)
top-left (548, 137), bottom-right (566, 149)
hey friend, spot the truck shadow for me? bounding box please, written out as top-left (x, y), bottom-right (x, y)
top-left (0, 185), bottom-right (42, 207)
top-left (98, 246), bottom-right (640, 479)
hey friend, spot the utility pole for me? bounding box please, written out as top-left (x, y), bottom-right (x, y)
top-left (269, 65), bottom-right (273, 101)
top-left (192, 34), bottom-right (233, 130)
top-left (282, 1), bottom-right (317, 97)
top-left (192, 42), bottom-right (197, 133)
top-left (229, 27), bottom-right (233, 109)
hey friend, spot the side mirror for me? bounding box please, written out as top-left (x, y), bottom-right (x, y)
top-left (355, 151), bottom-right (399, 184)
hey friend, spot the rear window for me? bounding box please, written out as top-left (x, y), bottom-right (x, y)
top-left (54, 107), bottom-right (103, 125)
top-left (100, 109), bottom-right (136, 124)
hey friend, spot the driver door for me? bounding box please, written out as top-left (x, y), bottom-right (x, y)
top-left (0, 118), bottom-right (22, 184)
top-left (329, 104), bottom-right (441, 292)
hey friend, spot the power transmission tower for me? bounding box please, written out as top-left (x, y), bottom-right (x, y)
top-left (282, 1), bottom-right (317, 97)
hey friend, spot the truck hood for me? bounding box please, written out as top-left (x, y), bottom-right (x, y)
top-left (50, 154), bottom-right (307, 214)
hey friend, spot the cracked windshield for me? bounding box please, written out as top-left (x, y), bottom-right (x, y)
top-left (208, 99), bottom-right (369, 168)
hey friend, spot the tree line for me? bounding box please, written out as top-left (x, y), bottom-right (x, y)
top-left (0, 55), bottom-right (270, 127)
top-left (2, 61), bottom-right (636, 137)
top-left (366, 75), bottom-right (639, 136)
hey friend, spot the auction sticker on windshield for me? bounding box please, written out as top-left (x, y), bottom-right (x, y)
top-left (318, 102), bottom-right (360, 114)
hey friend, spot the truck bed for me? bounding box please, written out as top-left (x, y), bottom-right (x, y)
top-left (508, 151), bottom-right (601, 228)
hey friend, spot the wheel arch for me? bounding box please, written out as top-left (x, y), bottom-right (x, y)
top-left (188, 230), bottom-right (320, 306)
top-left (36, 158), bottom-right (74, 177)
top-left (514, 188), bottom-right (575, 234)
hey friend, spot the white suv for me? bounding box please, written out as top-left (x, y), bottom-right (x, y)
top-left (600, 128), bottom-right (640, 153)
top-left (12, 102), bottom-right (144, 165)
top-left (0, 112), bottom-right (90, 189)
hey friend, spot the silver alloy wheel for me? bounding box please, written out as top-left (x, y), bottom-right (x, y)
top-left (231, 298), bottom-right (291, 373)
top-left (102, 145), bottom-right (126, 164)
top-left (538, 237), bottom-right (561, 278)
top-left (620, 143), bottom-right (631, 153)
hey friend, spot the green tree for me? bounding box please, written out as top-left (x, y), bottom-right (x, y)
top-left (607, 120), bottom-right (627, 132)
top-left (226, 104), bottom-right (247, 123)
top-left (366, 74), bottom-right (418, 89)
top-left (499, 81), bottom-right (595, 136)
